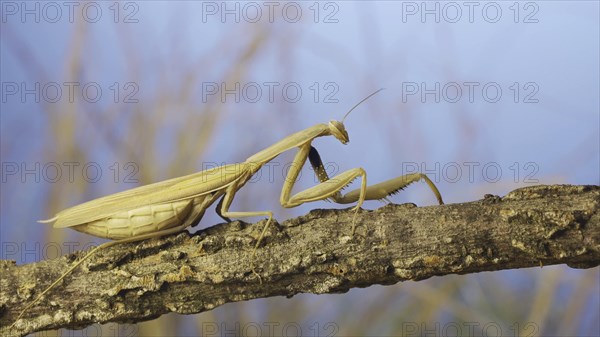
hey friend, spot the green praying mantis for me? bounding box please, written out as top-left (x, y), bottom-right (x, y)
top-left (10, 89), bottom-right (443, 329)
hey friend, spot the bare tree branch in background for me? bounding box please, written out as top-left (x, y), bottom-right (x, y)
top-left (2, 184), bottom-right (598, 336)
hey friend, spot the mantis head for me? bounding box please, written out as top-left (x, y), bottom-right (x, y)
top-left (330, 88), bottom-right (385, 144)
top-left (328, 120), bottom-right (350, 144)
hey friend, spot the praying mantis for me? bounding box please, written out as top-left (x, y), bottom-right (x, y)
top-left (10, 89), bottom-right (444, 329)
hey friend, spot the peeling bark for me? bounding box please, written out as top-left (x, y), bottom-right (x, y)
top-left (1, 184), bottom-right (599, 336)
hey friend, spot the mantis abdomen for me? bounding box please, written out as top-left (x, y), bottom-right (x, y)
top-left (72, 196), bottom-right (211, 240)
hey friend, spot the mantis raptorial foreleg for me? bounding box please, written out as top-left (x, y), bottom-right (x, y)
top-left (307, 146), bottom-right (444, 231)
top-left (278, 142), bottom-right (367, 233)
top-left (280, 143), bottom-right (367, 208)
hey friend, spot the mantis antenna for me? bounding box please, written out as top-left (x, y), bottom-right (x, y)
top-left (342, 88), bottom-right (385, 122)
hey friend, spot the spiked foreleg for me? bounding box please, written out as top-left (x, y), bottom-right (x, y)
top-left (308, 146), bottom-right (444, 205)
top-left (280, 144), bottom-right (367, 234)
top-left (338, 173), bottom-right (444, 204)
top-left (281, 143), bottom-right (367, 210)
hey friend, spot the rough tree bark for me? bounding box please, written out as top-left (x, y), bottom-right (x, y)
top-left (1, 184), bottom-right (599, 336)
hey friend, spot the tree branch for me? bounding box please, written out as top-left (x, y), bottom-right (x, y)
top-left (2, 184), bottom-right (599, 336)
